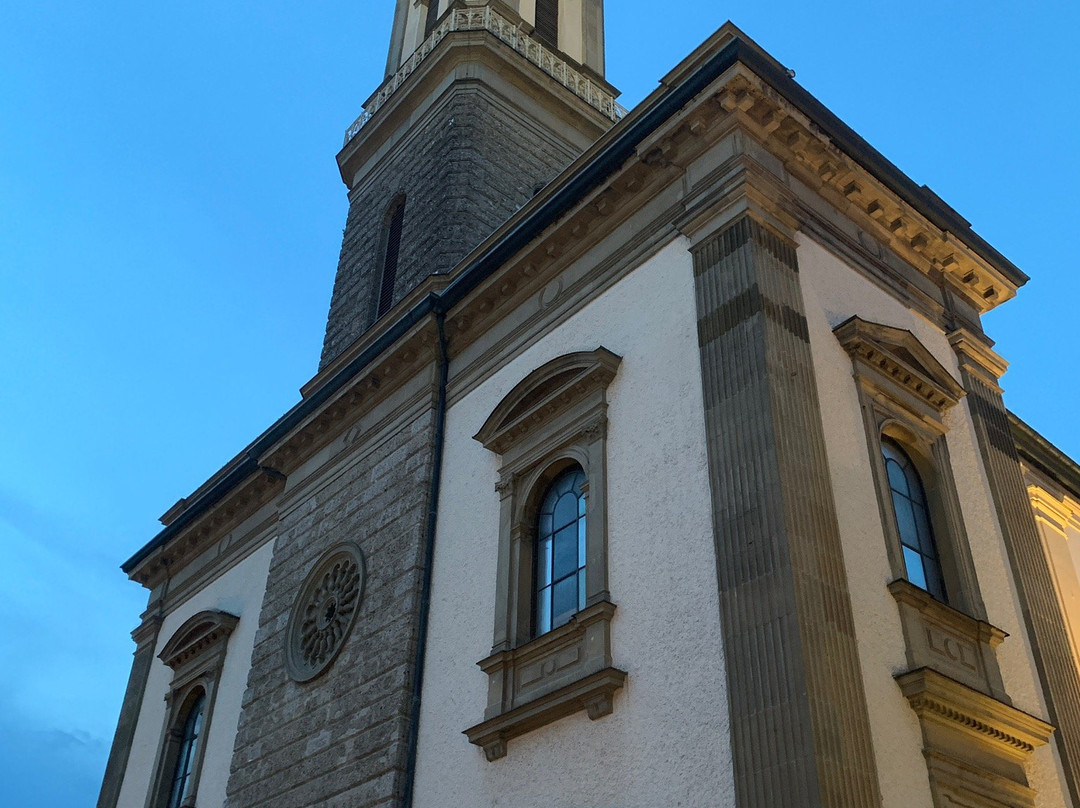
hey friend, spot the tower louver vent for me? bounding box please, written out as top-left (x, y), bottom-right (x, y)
top-left (424, 0), bottom-right (440, 37)
top-left (534, 0), bottom-right (558, 47)
top-left (376, 198), bottom-right (406, 319)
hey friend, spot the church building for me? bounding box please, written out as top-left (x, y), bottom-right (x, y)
top-left (97, 2), bottom-right (1080, 807)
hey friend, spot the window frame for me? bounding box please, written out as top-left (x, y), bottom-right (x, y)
top-left (146, 610), bottom-right (238, 808)
top-left (465, 348), bottom-right (626, 761)
top-left (835, 316), bottom-right (984, 617)
top-left (532, 464), bottom-right (588, 636)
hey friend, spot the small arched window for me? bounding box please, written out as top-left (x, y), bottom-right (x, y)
top-left (882, 437), bottom-right (947, 602)
top-left (376, 196), bottom-right (406, 320)
top-left (534, 0), bottom-right (559, 47)
top-left (534, 465), bottom-right (587, 636)
top-left (166, 691), bottom-right (205, 808)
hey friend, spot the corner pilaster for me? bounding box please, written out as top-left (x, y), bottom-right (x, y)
top-left (692, 214), bottom-right (881, 808)
top-left (96, 613), bottom-right (162, 808)
top-left (951, 330), bottom-right (1080, 806)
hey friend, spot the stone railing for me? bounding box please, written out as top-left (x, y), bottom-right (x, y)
top-left (344, 5), bottom-right (627, 145)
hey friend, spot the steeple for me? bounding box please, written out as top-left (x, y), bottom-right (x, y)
top-left (319, 0), bottom-right (621, 370)
top-left (386, 0), bottom-right (607, 81)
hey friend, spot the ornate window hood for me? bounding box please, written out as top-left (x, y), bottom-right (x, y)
top-left (344, 5), bottom-right (626, 145)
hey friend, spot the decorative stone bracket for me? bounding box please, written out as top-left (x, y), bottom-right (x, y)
top-left (890, 582), bottom-right (1054, 808)
top-left (897, 668), bottom-right (1053, 808)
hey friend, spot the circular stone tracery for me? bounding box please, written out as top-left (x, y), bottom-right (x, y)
top-left (285, 542), bottom-right (366, 682)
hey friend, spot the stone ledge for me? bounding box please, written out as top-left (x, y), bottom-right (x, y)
top-left (896, 667), bottom-right (1053, 761)
top-left (464, 666), bottom-right (626, 761)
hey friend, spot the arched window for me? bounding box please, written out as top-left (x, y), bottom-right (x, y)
top-left (534, 465), bottom-right (587, 635)
top-left (166, 691), bottom-right (205, 808)
top-left (375, 196), bottom-right (406, 320)
top-left (882, 437), bottom-right (947, 602)
top-left (148, 610), bottom-right (237, 808)
top-left (534, 0), bottom-right (558, 47)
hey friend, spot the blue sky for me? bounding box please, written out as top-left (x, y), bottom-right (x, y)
top-left (1, 1), bottom-right (1076, 804)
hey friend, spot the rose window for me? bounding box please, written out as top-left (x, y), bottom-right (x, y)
top-left (286, 542), bottom-right (366, 682)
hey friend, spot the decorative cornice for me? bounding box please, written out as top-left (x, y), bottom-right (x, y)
top-left (1011, 411), bottom-right (1080, 504)
top-left (474, 348), bottom-right (621, 455)
top-left (897, 667), bottom-right (1053, 759)
top-left (835, 316), bottom-right (966, 414)
top-left (129, 468), bottom-right (285, 589)
top-left (1027, 484), bottom-right (1080, 537)
top-left (712, 69), bottom-right (1021, 313)
top-left (158, 610), bottom-right (239, 672)
top-left (949, 327), bottom-right (1009, 389)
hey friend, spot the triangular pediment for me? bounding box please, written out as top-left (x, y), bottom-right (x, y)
top-left (158, 610), bottom-right (239, 671)
top-left (834, 317), bottom-right (966, 411)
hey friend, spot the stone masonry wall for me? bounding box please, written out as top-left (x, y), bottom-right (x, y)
top-left (225, 405), bottom-right (437, 808)
top-left (319, 87), bottom-right (582, 369)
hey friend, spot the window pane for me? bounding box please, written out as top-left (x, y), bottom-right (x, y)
top-left (167, 695), bottom-right (205, 808)
top-left (902, 546), bottom-right (928, 591)
top-left (924, 557), bottom-right (947, 602)
top-left (537, 536), bottom-right (553, 587)
top-left (553, 525), bottom-right (578, 581)
top-left (893, 496), bottom-right (920, 550)
top-left (554, 491), bottom-right (578, 532)
top-left (536, 585), bottom-right (552, 635)
top-left (551, 576), bottom-right (578, 629)
top-left (534, 465), bottom-right (586, 637)
top-left (905, 464), bottom-right (926, 505)
top-left (578, 516), bottom-right (586, 568)
top-left (885, 458), bottom-right (909, 496)
top-left (538, 510), bottom-right (553, 540)
top-left (912, 503), bottom-right (936, 557)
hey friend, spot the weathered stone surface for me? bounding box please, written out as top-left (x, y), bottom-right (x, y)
top-left (225, 406), bottom-right (436, 808)
top-left (320, 86), bottom-right (580, 369)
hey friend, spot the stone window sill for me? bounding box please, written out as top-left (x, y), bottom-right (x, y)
top-left (889, 579), bottom-right (1008, 701)
top-left (464, 601), bottom-right (625, 760)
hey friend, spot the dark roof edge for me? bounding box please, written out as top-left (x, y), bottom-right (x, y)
top-left (1009, 411), bottom-right (1080, 499)
top-left (725, 27), bottom-right (1028, 288)
top-left (123, 26), bottom-right (1029, 575)
top-left (121, 295), bottom-right (441, 573)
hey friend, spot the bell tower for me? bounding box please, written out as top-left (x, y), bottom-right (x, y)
top-left (319, 0), bottom-right (620, 369)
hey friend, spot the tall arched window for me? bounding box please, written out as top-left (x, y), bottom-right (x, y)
top-left (375, 196), bottom-right (406, 320)
top-left (535, 465), bottom-right (586, 636)
top-left (882, 437), bottom-right (947, 602)
top-left (166, 691), bottom-right (205, 808)
top-left (534, 0), bottom-right (559, 47)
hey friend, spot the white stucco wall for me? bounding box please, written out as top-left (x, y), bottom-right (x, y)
top-left (797, 234), bottom-right (1072, 806)
top-left (413, 238), bottom-right (735, 808)
top-left (116, 541), bottom-right (275, 808)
